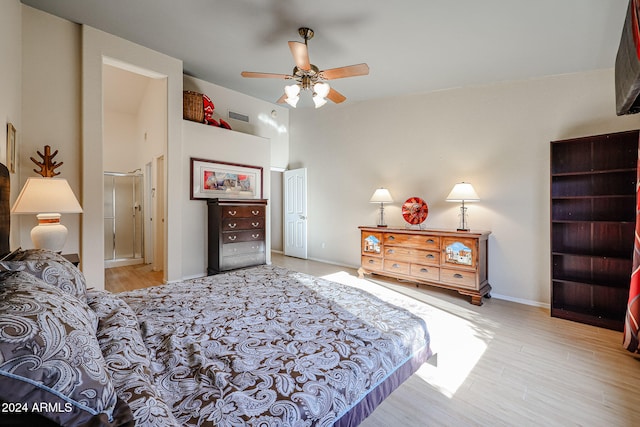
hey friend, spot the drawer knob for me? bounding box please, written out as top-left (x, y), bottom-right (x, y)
top-left (252, 234), bottom-right (261, 239)
top-left (368, 259), bottom-right (374, 264)
top-left (392, 263), bottom-right (400, 268)
top-left (420, 268), bottom-right (429, 273)
top-left (228, 210), bottom-right (237, 216)
top-left (252, 222), bottom-right (260, 227)
top-left (426, 254), bottom-right (434, 259)
top-left (388, 249), bottom-right (395, 254)
top-left (228, 223), bottom-right (237, 229)
top-left (228, 235), bottom-right (237, 241)
top-left (426, 239), bottom-right (435, 244)
top-left (388, 236), bottom-right (395, 241)
top-left (251, 210), bottom-right (260, 215)
top-left (453, 273), bottom-right (463, 279)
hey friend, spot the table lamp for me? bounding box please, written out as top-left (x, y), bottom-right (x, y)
top-left (446, 182), bottom-right (479, 231)
top-left (11, 177), bottom-right (83, 252)
top-left (370, 188), bottom-right (393, 227)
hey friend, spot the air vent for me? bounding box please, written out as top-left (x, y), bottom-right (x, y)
top-left (228, 110), bottom-right (249, 123)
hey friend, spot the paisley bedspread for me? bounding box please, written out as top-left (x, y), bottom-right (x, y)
top-left (91, 265), bottom-right (431, 426)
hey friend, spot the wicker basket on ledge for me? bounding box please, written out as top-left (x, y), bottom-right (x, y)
top-left (183, 91), bottom-right (204, 123)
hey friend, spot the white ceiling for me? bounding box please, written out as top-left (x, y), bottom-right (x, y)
top-left (21, 0), bottom-right (630, 108)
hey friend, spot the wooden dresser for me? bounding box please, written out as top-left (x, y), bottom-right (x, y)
top-left (207, 199), bottom-right (267, 275)
top-left (358, 226), bottom-right (491, 305)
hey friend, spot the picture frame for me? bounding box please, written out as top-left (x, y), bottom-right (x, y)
top-left (190, 158), bottom-right (263, 200)
top-left (6, 123), bottom-right (16, 174)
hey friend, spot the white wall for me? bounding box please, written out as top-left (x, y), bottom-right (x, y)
top-left (289, 69), bottom-right (640, 306)
top-left (21, 5), bottom-right (81, 254)
top-left (181, 120), bottom-right (271, 278)
top-left (183, 76), bottom-right (290, 170)
top-left (104, 110), bottom-right (139, 172)
top-left (0, 0), bottom-right (22, 249)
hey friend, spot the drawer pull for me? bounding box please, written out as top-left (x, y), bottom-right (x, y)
top-left (252, 222), bottom-right (260, 227)
top-left (228, 236), bottom-right (237, 241)
top-left (453, 273), bottom-right (463, 279)
top-left (251, 210), bottom-right (260, 216)
top-left (392, 263), bottom-right (400, 268)
top-left (420, 268), bottom-right (429, 273)
top-left (228, 223), bottom-right (237, 229)
top-left (228, 210), bottom-right (237, 216)
top-left (388, 249), bottom-right (395, 254)
top-left (426, 239), bottom-right (435, 244)
top-left (426, 254), bottom-right (435, 259)
top-left (252, 234), bottom-right (261, 239)
top-left (368, 259), bottom-right (375, 264)
top-left (388, 236), bottom-right (395, 241)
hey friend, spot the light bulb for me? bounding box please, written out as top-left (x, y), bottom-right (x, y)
top-left (313, 95), bottom-right (327, 108)
top-left (285, 84), bottom-right (300, 98)
top-left (313, 82), bottom-right (330, 98)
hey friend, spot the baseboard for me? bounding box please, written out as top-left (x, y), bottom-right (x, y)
top-left (490, 292), bottom-right (550, 309)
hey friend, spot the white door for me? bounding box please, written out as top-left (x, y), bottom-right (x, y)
top-left (284, 168), bottom-right (308, 259)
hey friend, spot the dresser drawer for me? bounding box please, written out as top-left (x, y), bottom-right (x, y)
top-left (222, 241), bottom-right (265, 256)
top-left (440, 268), bottom-right (477, 289)
top-left (221, 205), bottom-right (265, 219)
top-left (410, 250), bottom-right (440, 265)
top-left (384, 233), bottom-right (440, 249)
top-left (384, 260), bottom-right (411, 275)
top-left (222, 217), bottom-right (265, 231)
top-left (221, 230), bottom-right (265, 244)
top-left (220, 252), bottom-right (266, 270)
top-left (362, 256), bottom-right (383, 271)
top-left (410, 264), bottom-right (440, 281)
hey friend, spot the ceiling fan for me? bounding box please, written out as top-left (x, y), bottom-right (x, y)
top-left (241, 27), bottom-right (369, 108)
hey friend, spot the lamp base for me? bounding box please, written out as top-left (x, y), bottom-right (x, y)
top-left (31, 213), bottom-right (68, 252)
top-left (456, 228), bottom-right (470, 232)
top-left (377, 225), bottom-right (388, 228)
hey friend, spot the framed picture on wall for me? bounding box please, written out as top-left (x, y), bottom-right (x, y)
top-left (6, 123), bottom-right (16, 174)
top-left (190, 158), bottom-right (263, 200)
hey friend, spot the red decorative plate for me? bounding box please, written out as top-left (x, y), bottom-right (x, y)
top-left (402, 197), bottom-right (429, 225)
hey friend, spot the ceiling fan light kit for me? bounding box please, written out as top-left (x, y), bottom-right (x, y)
top-left (241, 27), bottom-right (369, 108)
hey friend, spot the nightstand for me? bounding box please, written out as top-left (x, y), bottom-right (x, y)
top-left (62, 253), bottom-right (80, 267)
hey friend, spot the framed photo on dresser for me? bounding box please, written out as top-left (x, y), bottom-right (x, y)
top-left (190, 158), bottom-right (263, 200)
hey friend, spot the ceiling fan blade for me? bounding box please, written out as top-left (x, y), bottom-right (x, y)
top-left (241, 71), bottom-right (292, 79)
top-left (327, 87), bottom-right (347, 104)
top-left (320, 63), bottom-right (369, 80)
top-left (276, 93), bottom-right (287, 104)
top-left (288, 41), bottom-right (311, 71)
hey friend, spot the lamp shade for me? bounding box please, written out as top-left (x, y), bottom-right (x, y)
top-left (369, 188), bottom-right (394, 203)
top-left (446, 182), bottom-right (480, 202)
top-left (11, 177), bottom-right (83, 214)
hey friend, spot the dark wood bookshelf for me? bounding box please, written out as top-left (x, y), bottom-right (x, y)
top-left (550, 130), bottom-right (638, 331)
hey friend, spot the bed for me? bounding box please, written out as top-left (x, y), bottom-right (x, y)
top-left (0, 162), bottom-right (431, 426)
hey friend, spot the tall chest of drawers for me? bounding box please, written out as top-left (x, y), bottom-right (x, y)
top-left (358, 226), bottom-right (491, 305)
top-left (207, 199), bottom-right (268, 274)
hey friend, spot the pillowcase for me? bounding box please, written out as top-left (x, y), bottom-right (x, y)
top-left (1, 248), bottom-right (87, 302)
top-left (88, 290), bottom-right (180, 426)
top-left (0, 271), bottom-right (125, 426)
top-left (0, 259), bottom-right (87, 303)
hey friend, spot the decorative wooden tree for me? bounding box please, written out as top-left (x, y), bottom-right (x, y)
top-left (31, 145), bottom-right (63, 177)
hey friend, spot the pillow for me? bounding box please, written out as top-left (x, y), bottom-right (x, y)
top-left (0, 271), bottom-right (126, 426)
top-left (1, 249), bottom-right (87, 301)
top-left (88, 291), bottom-right (180, 426)
top-left (0, 259), bottom-right (87, 303)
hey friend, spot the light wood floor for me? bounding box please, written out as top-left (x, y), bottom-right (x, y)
top-left (105, 263), bottom-right (163, 293)
top-left (106, 253), bottom-right (640, 426)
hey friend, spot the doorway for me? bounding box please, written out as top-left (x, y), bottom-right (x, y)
top-left (102, 62), bottom-right (167, 290)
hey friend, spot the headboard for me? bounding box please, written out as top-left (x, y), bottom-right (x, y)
top-left (0, 162), bottom-right (10, 257)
